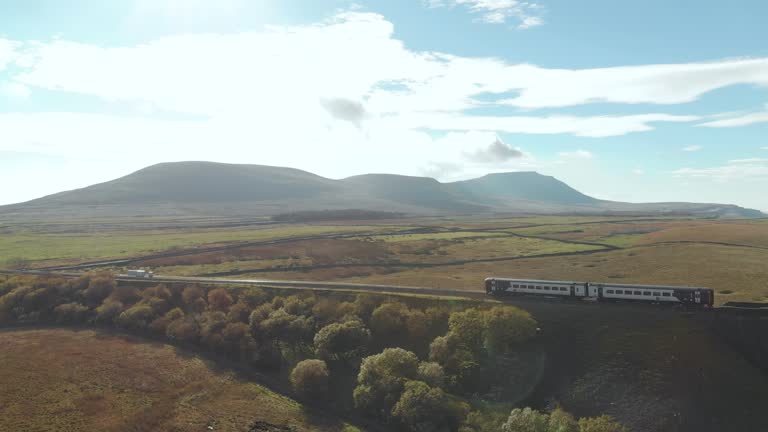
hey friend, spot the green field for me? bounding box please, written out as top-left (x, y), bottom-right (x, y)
top-left (0, 224), bottom-right (405, 267)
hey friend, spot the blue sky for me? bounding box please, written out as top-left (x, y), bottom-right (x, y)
top-left (1, 0), bottom-right (767, 209)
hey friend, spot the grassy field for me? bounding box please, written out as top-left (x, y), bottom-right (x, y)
top-left (3, 215), bottom-right (768, 304)
top-left (0, 329), bottom-right (362, 432)
top-left (0, 224), bottom-right (406, 267)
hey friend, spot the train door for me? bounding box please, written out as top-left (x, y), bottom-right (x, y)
top-left (575, 283), bottom-right (586, 297)
top-left (694, 290), bottom-right (701, 304)
top-left (588, 283), bottom-right (600, 298)
top-left (570, 284), bottom-right (575, 297)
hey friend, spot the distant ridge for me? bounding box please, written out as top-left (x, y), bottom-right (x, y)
top-left (1, 161), bottom-right (763, 219)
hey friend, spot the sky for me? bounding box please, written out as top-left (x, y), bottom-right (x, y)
top-left (1, 0), bottom-right (767, 210)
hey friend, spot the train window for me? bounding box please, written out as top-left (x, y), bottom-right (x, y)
top-left (662, 292), bottom-right (671, 297)
top-left (643, 291), bottom-right (651, 296)
top-left (653, 292), bottom-right (661, 296)
top-left (560, 287), bottom-right (567, 291)
top-left (634, 291), bottom-right (641, 295)
top-left (513, 284), bottom-right (519, 288)
top-left (536, 286), bottom-right (542, 290)
top-left (606, 289), bottom-right (614, 294)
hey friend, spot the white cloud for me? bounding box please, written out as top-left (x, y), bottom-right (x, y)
top-left (0, 82), bottom-right (30, 99)
top-left (427, 0), bottom-right (544, 27)
top-left (1, 11), bottom-right (763, 205)
top-left (697, 111), bottom-right (768, 128)
top-left (683, 145), bottom-right (702, 151)
top-left (499, 58), bottom-right (768, 109)
top-left (632, 168), bottom-right (645, 175)
top-left (673, 158), bottom-right (768, 181)
top-left (464, 135), bottom-right (524, 162)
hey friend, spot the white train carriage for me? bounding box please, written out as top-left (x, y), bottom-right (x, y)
top-left (485, 277), bottom-right (583, 297)
top-left (485, 277), bottom-right (714, 307)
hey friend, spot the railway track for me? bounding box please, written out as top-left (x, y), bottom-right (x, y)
top-left (0, 269), bottom-right (485, 299)
top-left (3, 269), bottom-right (766, 312)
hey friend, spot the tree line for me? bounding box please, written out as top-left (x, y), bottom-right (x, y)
top-left (0, 273), bottom-right (627, 432)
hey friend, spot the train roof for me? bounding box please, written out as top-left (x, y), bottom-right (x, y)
top-left (485, 277), bottom-right (585, 285)
top-left (485, 277), bottom-right (710, 291)
top-left (596, 282), bottom-right (710, 291)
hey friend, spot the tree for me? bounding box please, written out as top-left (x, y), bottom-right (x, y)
top-left (207, 288), bottom-right (233, 312)
top-left (447, 308), bottom-right (485, 355)
top-left (227, 302), bottom-right (251, 323)
top-left (549, 408), bottom-right (578, 432)
top-left (428, 335), bottom-right (479, 390)
top-left (166, 317), bottom-right (200, 342)
top-left (417, 362), bottom-right (446, 388)
top-left (501, 407), bottom-right (550, 432)
top-left (182, 285), bottom-right (204, 306)
top-left (391, 380), bottom-right (466, 432)
top-left (354, 293), bottom-right (381, 319)
top-left (94, 301), bottom-right (124, 324)
top-left (53, 302), bottom-right (90, 324)
top-left (353, 348), bottom-right (420, 416)
top-left (483, 306), bottom-right (537, 355)
top-left (577, 416), bottom-right (627, 432)
top-left (290, 359), bottom-right (330, 398)
top-left (314, 318), bottom-right (371, 364)
top-left (116, 303), bottom-right (155, 330)
top-left (83, 273), bottom-right (116, 305)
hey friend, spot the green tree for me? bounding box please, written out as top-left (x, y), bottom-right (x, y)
top-left (94, 301), bottom-right (124, 324)
top-left (53, 302), bottom-right (90, 324)
top-left (391, 380), bottom-right (466, 432)
top-left (577, 416), bottom-right (627, 432)
top-left (501, 408), bottom-right (550, 432)
top-left (290, 359), bottom-right (330, 398)
top-left (549, 408), bottom-right (578, 432)
top-left (417, 362), bottom-right (446, 388)
top-left (448, 308), bottom-right (485, 355)
top-left (483, 306), bottom-right (537, 355)
top-left (353, 348), bottom-right (421, 416)
top-left (314, 318), bottom-right (371, 364)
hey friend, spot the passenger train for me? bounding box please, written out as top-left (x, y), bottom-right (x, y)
top-left (485, 277), bottom-right (714, 307)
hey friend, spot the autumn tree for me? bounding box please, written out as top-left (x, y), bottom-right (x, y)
top-left (207, 288), bottom-right (233, 312)
top-left (290, 359), bottom-right (330, 398)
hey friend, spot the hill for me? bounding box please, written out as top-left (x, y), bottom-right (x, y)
top-left (0, 161), bottom-right (762, 219)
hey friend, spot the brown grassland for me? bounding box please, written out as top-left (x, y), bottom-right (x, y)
top-left (0, 328), bottom-right (361, 432)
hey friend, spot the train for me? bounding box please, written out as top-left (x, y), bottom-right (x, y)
top-left (122, 269), bottom-right (154, 279)
top-left (485, 277), bottom-right (714, 307)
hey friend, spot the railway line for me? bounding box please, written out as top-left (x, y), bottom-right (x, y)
top-left (2, 269), bottom-right (766, 312)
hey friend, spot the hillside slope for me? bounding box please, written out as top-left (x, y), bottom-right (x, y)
top-left (1, 161), bottom-right (762, 219)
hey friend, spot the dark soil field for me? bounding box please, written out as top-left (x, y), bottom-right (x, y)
top-left (0, 329), bottom-right (363, 432)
